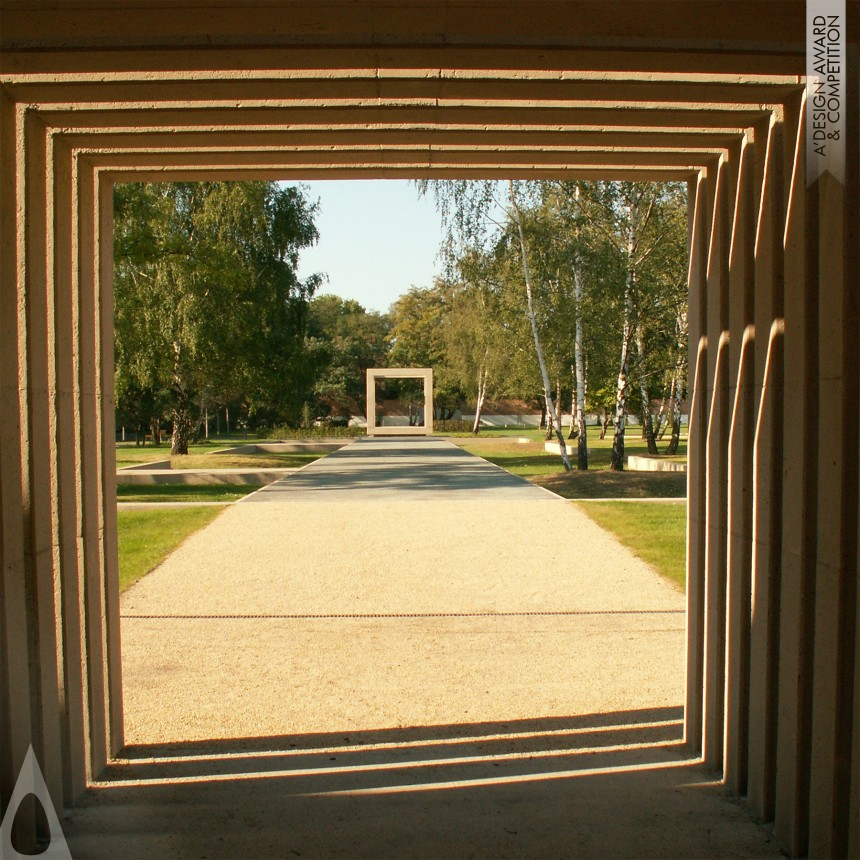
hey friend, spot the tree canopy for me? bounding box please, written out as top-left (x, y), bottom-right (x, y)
top-left (113, 181), bottom-right (321, 451)
top-left (113, 179), bottom-right (688, 458)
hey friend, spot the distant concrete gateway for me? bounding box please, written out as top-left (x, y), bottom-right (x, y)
top-left (366, 367), bottom-right (433, 436)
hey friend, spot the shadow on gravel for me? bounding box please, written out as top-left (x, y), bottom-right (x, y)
top-left (65, 706), bottom-right (780, 859)
top-left (114, 706), bottom-right (686, 773)
top-left (243, 437), bottom-right (552, 499)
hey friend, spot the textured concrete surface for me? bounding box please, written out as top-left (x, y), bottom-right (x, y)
top-left (63, 438), bottom-right (780, 858)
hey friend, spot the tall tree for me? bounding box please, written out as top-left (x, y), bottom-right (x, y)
top-left (388, 282), bottom-right (464, 419)
top-left (574, 181), bottom-right (686, 470)
top-left (114, 181), bottom-right (321, 452)
top-left (416, 179), bottom-right (572, 469)
top-left (443, 250), bottom-right (513, 434)
top-left (306, 294), bottom-right (391, 419)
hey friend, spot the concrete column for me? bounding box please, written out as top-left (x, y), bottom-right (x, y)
top-left (774, 93), bottom-right (816, 857)
top-left (76, 157), bottom-right (112, 778)
top-left (702, 152), bottom-right (731, 771)
top-left (723, 132), bottom-right (756, 795)
top-left (807, 38), bottom-right (860, 854)
top-left (22, 107), bottom-right (65, 818)
top-left (747, 111), bottom-right (785, 822)
top-left (853, 491), bottom-right (860, 857)
top-left (848, 44), bottom-right (860, 860)
top-left (51, 135), bottom-right (89, 806)
top-left (807, 170), bottom-right (856, 860)
top-left (0, 87), bottom-right (37, 850)
top-left (98, 172), bottom-right (124, 759)
top-left (684, 170), bottom-right (711, 755)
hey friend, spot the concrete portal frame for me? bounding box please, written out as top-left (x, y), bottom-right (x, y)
top-left (0, 4), bottom-right (858, 859)
top-left (366, 368), bottom-right (433, 436)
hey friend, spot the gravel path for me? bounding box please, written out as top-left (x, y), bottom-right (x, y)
top-left (121, 438), bottom-right (685, 744)
top-left (69, 439), bottom-right (782, 858)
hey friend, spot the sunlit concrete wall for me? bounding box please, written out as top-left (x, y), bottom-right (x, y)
top-left (0, 2), bottom-right (858, 856)
top-left (685, 80), bottom-right (860, 856)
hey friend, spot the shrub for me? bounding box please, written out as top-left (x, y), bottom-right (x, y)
top-left (434, 419), bottom-right (474, 433)
top-left (266, 425), bottom-right (366, 439)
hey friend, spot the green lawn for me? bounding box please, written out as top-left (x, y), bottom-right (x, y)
top-left (575, 501), bottom-right (687, 590)
top-left (533, 469), bottom-right (687, 499)
top-left (116, 484), bottom-right (260, 503)
top-left (115, 440), bottom-right (250, 468)
top-left (458, 431), bottom-right (687, 484)
top-left (116, 442), bottom-right (324, 470)
top-left (117, 506), bottom-right (225, 592)
top-left (168, 451), bottom-right (321, 469)
top-left (458, 429), bottom-right (689, 590)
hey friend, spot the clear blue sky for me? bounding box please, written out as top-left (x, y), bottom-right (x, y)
top-left (292, 180), bottom-right (446, 314)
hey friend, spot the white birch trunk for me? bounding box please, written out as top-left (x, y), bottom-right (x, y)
top-left (509, 180), bottom-right (571, 470)
top-left (472, 364), bottom-right (488, 435)
top-left (610, 333), bottom-right (630, 470)
top-left (573, 265), bottom-right (589, 469)
top-left (568, 364), bottom-right (576, 439)
top-left (611, 208), bottom-right (637, 471)
top-left (666, 364), bottom-right (684, 455)
top-left (655, 391), bottom-right (670, 440)
top-left (635, 331), bottom-right (658, 454)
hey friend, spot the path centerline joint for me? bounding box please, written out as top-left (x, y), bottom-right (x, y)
top-left (121, 610), bottom-right (686, 619)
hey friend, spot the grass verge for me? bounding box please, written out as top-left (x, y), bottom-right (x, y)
top-left (116, 440), bottom-right (253, 468)
top-left (168, 452), bottom-right (321, 469)
top-left (575, 501), bottom-right (687, 590)
top-left (458, 433), bottom-right (687, 497)
top-left (117, 484), bottom-right (260, 503)
top-left (118, 506), bottom-right (225, 592)
top-left (533, 470), bottom-right (687, 499)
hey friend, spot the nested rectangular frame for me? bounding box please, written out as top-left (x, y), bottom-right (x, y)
top-left (0, 76), bottom-right (798, 811)
top-left (366, 368), bottom-right (434, 436)
top-left (0, 31), bottom-right (857, 858)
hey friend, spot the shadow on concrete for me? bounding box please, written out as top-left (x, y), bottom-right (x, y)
top-left (63, 707), bottom-right (782, 859)
top-left (242, 465), bottom-right (544, 498)
top-left (242, 438), bottom-right (552, 500)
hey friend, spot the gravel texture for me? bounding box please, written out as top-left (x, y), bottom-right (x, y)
top-left (121, 439), bottom-right (685, 744)
top-left (73, 439), bottom-right (781, 859)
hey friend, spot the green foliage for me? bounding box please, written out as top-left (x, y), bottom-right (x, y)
top-left (116, 484), bottom-right (259, 503)
top-left (416, 179), bottom-right (688, 454)
top-left (305, 294), bottom-right (391, 418)
top-left (168, 452), bottom-right (322, 469)
top-left (388, 285), bottom-right (448, 367)
top-left (458, 433), bottom-right (687, 480)
top-left (113, 181), bottom-right (322, 450)
top-left (265, 425), bottom-right (366, 439)
top-left (387, 283), bottom-right (464, 418)
top-left (433, 419), bottom-right (474, 433)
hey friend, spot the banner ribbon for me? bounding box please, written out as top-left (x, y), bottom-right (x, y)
top-left (807, 0), bottom-right (846, 186)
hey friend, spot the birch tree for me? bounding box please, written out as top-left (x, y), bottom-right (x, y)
top-left (573, 182), bottom-right (686, 470)
top-left (445, 250), bottom-right (513, 434)
top-left (416, 179), bottom-right (571, 469)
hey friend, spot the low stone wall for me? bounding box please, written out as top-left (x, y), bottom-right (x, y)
top-left (115, 469), bottom-right (295, 486)
top-left (217, 441), bottom-right (351, 454)
top-left (543, 441), bottom-right (590, 455)
top-left (627, 455), bottom-right (687, 473)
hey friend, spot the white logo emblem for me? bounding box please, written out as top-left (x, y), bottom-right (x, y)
top-left (0, 746), bottom-right (73, 859)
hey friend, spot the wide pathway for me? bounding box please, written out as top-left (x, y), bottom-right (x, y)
top-left (65, 438), bottom-right (781, 858)
top-left (244, 436), bottom-right (557, 501)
